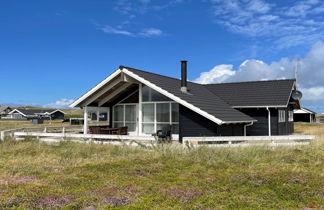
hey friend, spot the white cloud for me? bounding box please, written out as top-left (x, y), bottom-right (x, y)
top-left (193, 64), bottom-right (235, 84)
top-left (194, 42), bottom-right (324, 105)
top-left (114, 0), bottom-right (184, 16)
top-left (139, 28), bottom-right (163, 37)
top-left (100, 25), bottom-right (163, 38)
top-left (208, 0), bottom-right (324, 48)
top-left (45, 99), bottom-right (74, 108)
top-left (101, 25), bottom-right (134, 36)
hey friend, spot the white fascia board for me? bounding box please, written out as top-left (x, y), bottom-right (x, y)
top-left (70, 69), bottom-right (122, 107)
top-left (294, 108), bottom-right (313, 114)
top-left (8, 109), bottom-right (27, 116)
top-left (222, 119), bottom-right (258, 124)
top-left (122, 68), bottom-right (226, 125)
top-left (49, 109), bottom-right (66, 115)
top-left (286, 80), bottom-right (298, 107)
top-left (233, 105), bottom-right (286, 108)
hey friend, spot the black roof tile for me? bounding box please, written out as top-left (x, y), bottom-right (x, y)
top-left (124, 66), bottom-right (255, 123)
top-left (205, 80), bottom-right (295, 107)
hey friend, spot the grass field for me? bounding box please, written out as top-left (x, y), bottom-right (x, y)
top-left (0, 120), bottom-right (69, 131)
top-left (0, 123), bottom-right (323, 209)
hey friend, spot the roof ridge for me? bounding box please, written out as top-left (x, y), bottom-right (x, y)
top-left (121, 65), bottom-right (183, 81)
top-left (204, 78), bottom-right (296, 86)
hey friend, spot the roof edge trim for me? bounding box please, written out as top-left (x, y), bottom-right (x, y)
top-left (70, 69), bottom-right (122, 107)
top-left (122, 68), bottom-right (228, 125)
top-left (8, 109), bottom-right (27, 116)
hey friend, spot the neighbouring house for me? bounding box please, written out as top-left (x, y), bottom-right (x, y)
top-left (294, 108), bottom-right (316, 123)
top-left (70, 61), bottom-right (301, 142)
top-left (0, 106), bottom-right (12, 118)
top-left (4, 108), bottom-right (65, 120)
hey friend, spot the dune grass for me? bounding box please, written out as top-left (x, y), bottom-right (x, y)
top-left (0, 123), bottom-right (323, 209)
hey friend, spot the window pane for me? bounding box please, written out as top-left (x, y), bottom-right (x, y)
top-left (88, 112), bottom-right (97, 121)
top-left (99, 112), bottom-right (108, 121)
top-left (114, 105), bottom-right (124, 121)
top-left (125, 105), bottom-right (136, 122)
top-left (143, 103), bottom-right (154, 122)
top-left (156, 103), bottom-right (170, 122)
top-left (171, 103), bottom-right (179, 122)
top-left (142, 85), bottom-right (150, 102)
top-left (172, 124), bottom-right (179, 134)
top-left (143, 123), bottom-right (154, 134)
top-left (142, 86), bottom-right (170, 102)
top-left (125, 123), bottom-right (136, 132)
top-left (151, 89), bottom-right (170, 101)
top-left (113, 122), bottom-right (124, 128)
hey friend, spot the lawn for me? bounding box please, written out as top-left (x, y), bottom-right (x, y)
top-left (0, 123), bottom-right (323, 209)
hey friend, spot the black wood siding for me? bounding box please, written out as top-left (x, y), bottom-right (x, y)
top-left (294, 113), bottom-right (315, 123)
top-left (239, 107), bottom-right (293, 136)
top-left (51, 112), bottom-right (65, 120)
top-left (179, 105), bottom-right (244, 142)
top-left (239, 108), bottom-right (278, 136)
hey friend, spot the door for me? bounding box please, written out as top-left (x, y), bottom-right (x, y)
top-left (124, 104), bottom-right (138, 135)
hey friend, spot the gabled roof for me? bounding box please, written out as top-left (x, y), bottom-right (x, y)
top-left (70, 65), bottom-right (297, 124)
top-left (9, 109), bottom-right (65, 116)
top-left (124, 67), bottom-right (255, 123)
top-left (0, 106), bottom-right (11, 113)
top-left (294, 107), bottom-right (316, 114)
top-left (71, 66), bottom-right (255, 124)
top-left (205, 79), bottom-right (296, 107)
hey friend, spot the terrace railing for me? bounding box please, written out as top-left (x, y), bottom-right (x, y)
top-left (182, 135), bottom-right (315, 147)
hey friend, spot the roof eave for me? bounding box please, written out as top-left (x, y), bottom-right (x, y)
top-left (69, 69), bottom-right (122, 107)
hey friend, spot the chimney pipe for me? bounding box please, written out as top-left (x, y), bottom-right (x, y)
top-left (181, 60), bottom-right (188, 93)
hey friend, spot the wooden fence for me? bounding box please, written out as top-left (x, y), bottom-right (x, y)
top-left (182, 135), bottom-right (315, 147)
top-left (0, 126), bottom-right (82, 141)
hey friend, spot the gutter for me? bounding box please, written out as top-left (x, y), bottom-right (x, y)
top-left (266, 107), bottom-right (271, 136)
top-left (244, 121), bottom-right (254, 136)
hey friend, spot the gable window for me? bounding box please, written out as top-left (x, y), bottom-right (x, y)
top-left (288, 111), bottom-right (294, 122)
top-left (278, 110), bottom-right (286, 123)
top-left (142, 85), bottom-right (170, 102)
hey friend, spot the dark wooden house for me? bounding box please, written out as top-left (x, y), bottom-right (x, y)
top-left (6, 109), bottom-right (65, 120)
top-left (294, 108), bottom-right (316, 123)
top-left (70, 61), bottom-right (301, 142)
top-left (0, 106), bottom-right (12, 118)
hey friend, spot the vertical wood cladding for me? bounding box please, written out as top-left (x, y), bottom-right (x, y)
top-left (239, 107), bottom-right (293, 136)
top-left (179, 105), bottom-right (244, 142)
top-left (50, 112), bottom-right (65, 120)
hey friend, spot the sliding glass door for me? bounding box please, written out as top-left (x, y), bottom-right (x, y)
top-left (113, 104), bottom-right (138, 135)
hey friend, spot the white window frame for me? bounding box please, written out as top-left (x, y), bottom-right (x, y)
top-left (86, 106), bottom-right (110, 124)
top-left (279, 110), bottom-right (286, 123)
top-left (141, 101), bottom-right (179, 134)
top-left (288, 111), bottom-right (294, 122)
top-left (112, 103), bottom-right (138, 133)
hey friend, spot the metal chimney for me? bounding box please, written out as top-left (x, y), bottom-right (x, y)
top-left (181, 60), bottom-right (188, 93)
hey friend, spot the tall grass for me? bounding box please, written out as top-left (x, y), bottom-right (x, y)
top-left (0, 123), bottom-right (323, 209)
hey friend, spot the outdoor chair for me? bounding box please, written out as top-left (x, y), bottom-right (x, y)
top-left (156, 125), bottom-right (172, 143)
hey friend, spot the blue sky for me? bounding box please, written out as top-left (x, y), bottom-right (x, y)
top-left (1, 0), bottom-right (324, 112)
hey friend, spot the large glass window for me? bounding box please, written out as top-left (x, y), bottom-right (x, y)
top-left (156, 103), bottom-right (170, 122)
top-left (142, 124), bottom-right (154, 134)
top-left (114, 105), bottom-right (124, 122)
top-left (125, 105), bottom-right (136, 121)
top-left (113, 104), bottom-right (137, 132)
top-left (171, 103), bottom-right (179, 123)
top-left (141, 102), bottom-right (179, 135)
top-left (142, 104), bottom-right (154, 122)
top-left (142, 86), bottom-right (170, 102)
